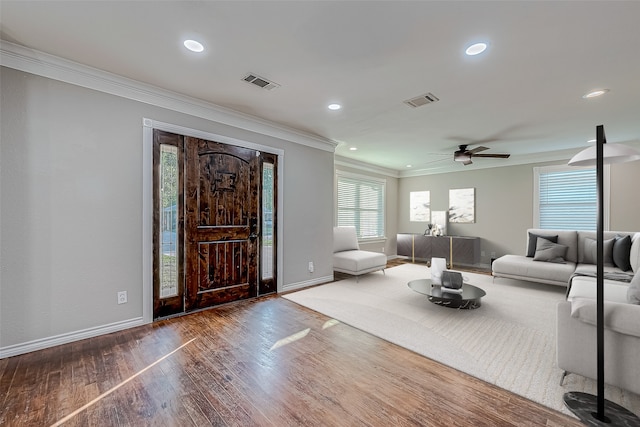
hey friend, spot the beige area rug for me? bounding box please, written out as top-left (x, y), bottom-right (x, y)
top-left (283, 263), bottom-right (640, 417)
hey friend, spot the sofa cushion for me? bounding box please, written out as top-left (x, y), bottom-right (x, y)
top-left (613, 234), bottom-right (632, 271)
top-left (333, 226), bottom-right (360, 252)
top-left (570, 297), bottom-right (640, 338)
top-left (578, 231), bottom-right (632, 263)
top-left (631, 233), bottom-right (640, 273)
top-left (567, 274), bottom-right (631, 304)
top-left (526, 232), bottom-right (558, 257)
top-left (583, 237), bottom-right (615, 266)
top-left (533, 237), bottom-right (567, 263)
top-left (628, 271), bottom-right (640, 305)
top-left (573, 263), bottom-right (629, 277)
top-left (333, 250), bottom-right (386, 273)
top-left (527, 229), bottom-right (578, 263)
top-left (492, 254), bottom-right (576, 284)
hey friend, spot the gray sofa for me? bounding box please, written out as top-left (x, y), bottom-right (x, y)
top-left (557, 293), bottom-right (640, 395)
top-left (493, 228), bottom-right (640, 394)
top-left (492, 228), bottom-right (638, 287)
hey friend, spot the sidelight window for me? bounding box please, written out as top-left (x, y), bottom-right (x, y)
top-left (159, 144), bottom-right (178, 298)
top-left (261, 163), bottom-right (274, 280)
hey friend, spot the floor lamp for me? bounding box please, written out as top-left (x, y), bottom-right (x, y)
top-left (564, 125), bottom-right (640, 425)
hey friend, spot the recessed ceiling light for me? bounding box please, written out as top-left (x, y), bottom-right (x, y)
top-left (184, 39), bottom-right (204, 53)
top-left (328, 103), bottom-right (342, 110)
top-left (406, 165), bottom-right (412, 168)
top-left (349, 147), bottom-right (357, 151)
top-left (588, 139), bottom-right (596, 143)
top-left (465, 42), bottom-right (487, 56)
top-left (582, 89), bottom-right (609, 99)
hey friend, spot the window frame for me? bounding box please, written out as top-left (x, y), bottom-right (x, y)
top-left (533, 164), bottom-right (610, 231)
top-left (335, 170), bottom-right (386, 243)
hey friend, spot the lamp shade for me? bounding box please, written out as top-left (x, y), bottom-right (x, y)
top-left (568, 143), bottom-right (640, 166)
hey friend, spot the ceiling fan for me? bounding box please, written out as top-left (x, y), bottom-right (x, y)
top-left (453, 145), bottom-right (510, 165)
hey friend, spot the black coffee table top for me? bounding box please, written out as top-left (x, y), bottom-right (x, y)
top-left (408, 279), bottom-right (486, 309)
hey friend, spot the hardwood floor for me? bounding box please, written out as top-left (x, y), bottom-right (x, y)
top-left (0, 295), bottom-right (582, 426)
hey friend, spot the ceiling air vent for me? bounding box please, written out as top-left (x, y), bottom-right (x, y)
top-left (243, 73), bottom-right (280, 91)
top-left (404, 92), bottom-right (440, 108)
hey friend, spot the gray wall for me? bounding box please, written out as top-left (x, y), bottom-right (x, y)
top-left (610, 160), bottom-right (640, 232)
top-left (398, 161), bottom-right (640, 265)
top-left (0, 67), bottom-right (334, 349)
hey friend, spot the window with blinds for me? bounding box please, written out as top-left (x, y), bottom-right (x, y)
top-left (336, 172), bottom-right (385, 240)
top-left (534, 165), bottom-right (609, 231)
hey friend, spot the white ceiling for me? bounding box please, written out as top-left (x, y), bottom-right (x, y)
top-left (2, 1), bottom-right (639, 175)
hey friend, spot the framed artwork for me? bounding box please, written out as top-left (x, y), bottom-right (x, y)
top-left (449, 188), bottom-right (475, 223)
top-left (409, 191), bottom-right (430, 222)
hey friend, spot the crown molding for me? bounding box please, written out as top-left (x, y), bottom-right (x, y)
top-left (334, 155), bottom-right (400, 178)
top-left (0, 40), bottom-right (338, 153)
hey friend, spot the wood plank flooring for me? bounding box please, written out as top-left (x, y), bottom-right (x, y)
top-left (0, 295), bottom-right (582, 426)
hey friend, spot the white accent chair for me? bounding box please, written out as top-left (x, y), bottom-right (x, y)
top-left (333, 227), bottom-right (386, 281)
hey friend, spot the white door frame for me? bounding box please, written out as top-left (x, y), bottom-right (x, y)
top-left (142, 118), bottom-right (285, 323)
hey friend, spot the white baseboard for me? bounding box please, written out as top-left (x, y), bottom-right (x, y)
top-left (0, 317), bottom-right (147, 359)
top-left (1, 272), bottom-right (349, 358)
top-left (282, 275), bottom-right (333, 293)
top-left (476, 262), bottom-right (492, 271)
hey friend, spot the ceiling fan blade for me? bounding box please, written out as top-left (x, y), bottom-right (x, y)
top-left (424, 152), bottom-right (452, 157)
top-left (467, 146), bottom-right (489, 154)
top-left (472, 153), bottom-right (510, 159)
top-left (422, 157), bottom-right (451, 166)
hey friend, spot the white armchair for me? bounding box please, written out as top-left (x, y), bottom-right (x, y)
top-left (333, 227), bottom-right (386, 281)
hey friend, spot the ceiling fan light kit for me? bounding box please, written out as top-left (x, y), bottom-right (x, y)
top-left (454, 152), bottom-right (472, 163)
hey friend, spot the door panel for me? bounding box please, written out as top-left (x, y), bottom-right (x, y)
top-left (184, 137), bottom-right (259, 311)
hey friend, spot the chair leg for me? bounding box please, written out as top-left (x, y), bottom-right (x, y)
top-left (559, 371), bottom-right (569, 386)
top-left (382, 269), bottom-right (385, 275)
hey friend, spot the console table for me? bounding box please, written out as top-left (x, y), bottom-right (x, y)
top-left (397, 233), bottom-right (480, 267)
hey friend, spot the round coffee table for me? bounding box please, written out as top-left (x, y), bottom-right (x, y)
top-left (408, 279), bottom-right (486, 309)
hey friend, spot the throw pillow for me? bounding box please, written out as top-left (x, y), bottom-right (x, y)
top-left (583, 237), bottom-right (615, 266)
top-left (533, 237), bottom-right (568, 263)
top-left (628, 271), bottom-right (640, 305)
top-left (612, 234), bottom-right (632, 271)
top-left (527, 232), bottom-right (558, 257)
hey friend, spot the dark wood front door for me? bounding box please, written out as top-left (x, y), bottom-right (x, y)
top-left (184, 137), bottom-right (259, 311)
top-left (153, 131), bottom-right (276, 319)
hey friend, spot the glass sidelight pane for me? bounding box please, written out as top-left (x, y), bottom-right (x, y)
top-left (159, 144), bottom-right (178, 298)
top-left (262, 163), bottom-right (274, 279)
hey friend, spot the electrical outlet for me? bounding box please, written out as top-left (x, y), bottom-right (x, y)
top-left (117, 291), bottom-right (127, 305)
top-left (308, 261), bottom-right (314, 273)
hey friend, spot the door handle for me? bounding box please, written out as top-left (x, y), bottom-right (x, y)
top-left (249, 218), bottom-right (258, 241)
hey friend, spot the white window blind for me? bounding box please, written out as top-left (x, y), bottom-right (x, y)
top-left (336, 173), bottom-right (385, 239)
top-left (535, 166), bottom-right (606, 231)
